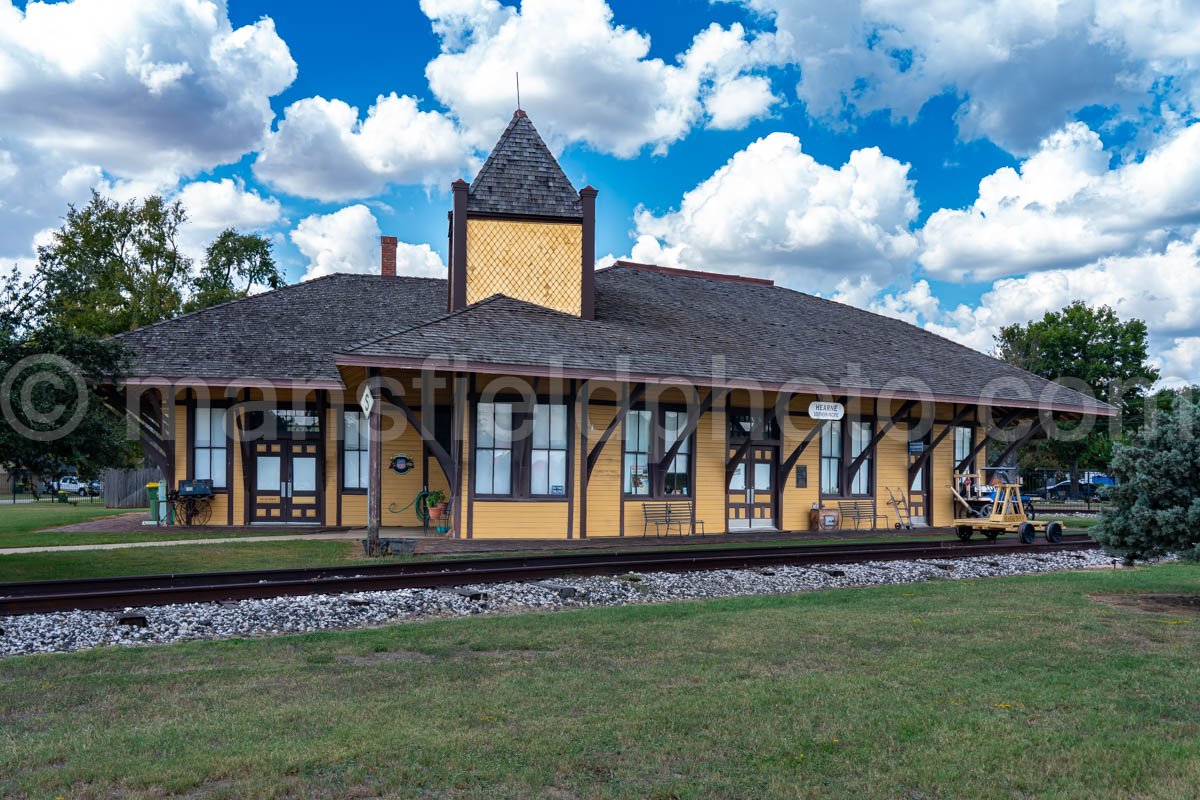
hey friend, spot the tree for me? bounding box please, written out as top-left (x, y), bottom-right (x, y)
top-left (1093, 396), bottom-right (1200, 562)
top-left (36, 191), bottom-right (192, 337)
top-left (995, 302), bottom-right (1159, 488)
top-left (185, 229), bottom-right (282, 312)
top-left (0, 266), bottom-right (135, 487)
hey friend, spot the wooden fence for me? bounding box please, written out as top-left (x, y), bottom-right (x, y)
top-left (103, 467), bottom-right (162, 508)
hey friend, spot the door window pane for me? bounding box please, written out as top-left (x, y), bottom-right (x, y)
top-left (292, 457), bottom-right (317, 492)
top-left (754, 461), bottom-right (772, 491)
top-left (257, 456), bottom-right (281, 491)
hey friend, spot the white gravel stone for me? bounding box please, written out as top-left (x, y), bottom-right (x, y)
top-left (0, 548), bottom-right (1128, 658)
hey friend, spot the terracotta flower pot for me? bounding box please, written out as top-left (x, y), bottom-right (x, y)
top-left (429, 505), bottom-right (443, 521)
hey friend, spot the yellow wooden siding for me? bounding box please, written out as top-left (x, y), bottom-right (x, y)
top-left (324, 407), bottom-right (338, 527)
top-left (470, 502), bottom-right (569, 538)
top-left (930, 423), bottom-right (956, 527)
top-left (873, 424), bottom-right (909, 528)
top-left (584, 404), bottom-right (621, 537)
top-left (780, 416), bottom-right (820, 531)
top-left (693, 409), bottom-right (727, 534)
top-left (466, 218), bottom-right (583, 315)
top-left (230, 408), bottom-right (244, 525)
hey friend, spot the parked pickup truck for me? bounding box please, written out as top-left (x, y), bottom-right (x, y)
top-left (48, 476), bottom-right (101, 496)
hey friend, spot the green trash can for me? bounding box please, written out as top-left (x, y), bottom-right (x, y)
top-left (55, 490), bottom-right (69, 504)
top-left (146, 482), bottom-right (160, 524)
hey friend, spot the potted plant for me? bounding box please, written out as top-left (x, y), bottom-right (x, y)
top-left (426, 489), bottom-right (448, 521)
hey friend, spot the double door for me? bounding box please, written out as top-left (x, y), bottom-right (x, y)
top-left (727, 445), bottom-right (777, 530)
top-left (252, 439), bottom-right (321, 523)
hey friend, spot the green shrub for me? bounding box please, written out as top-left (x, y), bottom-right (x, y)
top-left (1093, 396), bottom-right (1200, 561)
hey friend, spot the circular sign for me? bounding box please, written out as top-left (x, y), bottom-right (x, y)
top-left (389, 453), bottom-right (414, 475)
top-left (808, 401), bottom-right (845, 421)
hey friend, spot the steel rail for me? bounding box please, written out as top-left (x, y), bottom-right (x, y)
top-left (0, 535), bottom-right (1098, 616)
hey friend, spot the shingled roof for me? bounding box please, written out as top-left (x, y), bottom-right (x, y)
top-left (338, 265), bottom-right (1112, 415)
top-left (115, 264), bottom-right (1111, 414)
top-left (115, 275), bottom-right (447, 385)
top-left (467, 110), bottom-right (582, 218)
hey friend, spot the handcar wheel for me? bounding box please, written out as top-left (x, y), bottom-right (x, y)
top-left (956, 526), bottom-right (973, 542)
top-left (1045, 521), bottom-right (1063, 543)
top-left (983, 529), bottom-right (1001, 541)
top-left (1018, 522), bottom-right (1036, 544)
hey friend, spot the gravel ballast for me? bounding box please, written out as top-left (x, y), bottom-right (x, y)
top-left (0, 549), bottom-right (1125, 658)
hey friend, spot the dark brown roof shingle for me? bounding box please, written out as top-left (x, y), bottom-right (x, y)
top-left (467, 111), bottom-right (582, 218)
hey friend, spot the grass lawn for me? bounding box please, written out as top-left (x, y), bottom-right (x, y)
top-left (0, 500), bottom-right (136, 541)
top-left (0, 540), bottom-right (377, 582)
top-left (0, 502), bottom-right (330, 548)
top-left (1, 564), bottom-right (1197, 799)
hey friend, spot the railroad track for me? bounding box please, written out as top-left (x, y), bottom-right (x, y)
top-left (0, 534), bottom-right (1099, 616)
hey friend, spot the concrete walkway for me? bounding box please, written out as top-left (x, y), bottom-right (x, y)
top-left (0, 531), bottom-right (363, 556)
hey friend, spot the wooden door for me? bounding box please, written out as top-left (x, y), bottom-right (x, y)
top-left (727, 445), bottom-right (777, 530)
top-left (251, 439), bottom-right (322, 524)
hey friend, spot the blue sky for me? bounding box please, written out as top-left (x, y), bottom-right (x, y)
top-left (2, 0), bottom-right (1200, 382)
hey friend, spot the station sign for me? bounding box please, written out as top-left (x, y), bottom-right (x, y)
top-left (808, 401), bottom-right (845, 421)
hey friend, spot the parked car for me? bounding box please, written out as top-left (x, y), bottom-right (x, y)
top-left (1039, 480), bottom-right (1102, 501)
top-left (48, 476), bottom-right (99, 496)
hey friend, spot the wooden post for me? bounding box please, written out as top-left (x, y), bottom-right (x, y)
top-left (366, 369), bottom-right (382, 555)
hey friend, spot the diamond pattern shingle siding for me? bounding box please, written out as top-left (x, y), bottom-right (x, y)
top-left (467, 112), bottom-right (582, 218)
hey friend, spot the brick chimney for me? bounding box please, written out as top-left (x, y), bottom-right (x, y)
top-left (380, 235), bottom-right (397, 276)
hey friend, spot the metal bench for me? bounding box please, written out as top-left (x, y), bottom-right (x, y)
top-left (836, 499), bottom-right (879, 529)
top-left (641, 501), bottom-right (705, 537)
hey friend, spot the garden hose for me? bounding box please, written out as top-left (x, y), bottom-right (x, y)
top-left (387, 490), bottom-right (432, 524)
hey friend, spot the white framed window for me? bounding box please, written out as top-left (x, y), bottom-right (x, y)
top-left (954, 426), bottom-right (974, 471)
top-left (475, 402), bottom-right (514, 496)
top-left (530, 403), bottom-right (568, 496)
top-left (820, 420), bottom-right (841, 495)
top-left (848, 420), bottom-right (873, 495)
top-left (343, 411), bottom-right (369, 490)
top-left (623, 409), bottom-right (652, 496)
top-left (194, 406), bottom-right (228, 488)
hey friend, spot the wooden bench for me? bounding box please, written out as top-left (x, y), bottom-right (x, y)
top-left (836, 499), bottom-right (879, 530)
top-left (641, 501), bottom-right (705, 537)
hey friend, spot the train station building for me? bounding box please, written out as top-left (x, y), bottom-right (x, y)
top-left (115, 110), bottom-right (1112, 538)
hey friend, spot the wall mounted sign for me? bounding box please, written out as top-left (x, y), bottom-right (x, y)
top-left (908, 440), bottom-right (926, 455)
top-left (389, 453), bottom-right (413, 475)
top-left (795, 464), bottom-right (808, 488)
top-left (359, 384), bottom-right (374, 417)
top-left (808, 401), bottom-right (845, 421)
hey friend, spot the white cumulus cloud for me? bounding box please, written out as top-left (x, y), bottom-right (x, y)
top-left (422, 0), bottom-right (780, 157)
top-left (254, 93), bottom-right (475, 201)
top-left (919, 121), bottom-right (1200, 282)
top-left (291, 205), bottom-right (445, 282)
top-left (630, 132), bottom-right (918, 290)
top-left (0, 0), bottom-right (296, 178)
top-left (735, 0), bottom-right (1200, 153)
top-left (0, 0), bottom-right (295, 264)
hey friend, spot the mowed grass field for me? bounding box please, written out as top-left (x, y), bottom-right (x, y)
top-left (0, 502), bottom-right (326, 549)
top-left (1, 563), bottom-right (1197, 799)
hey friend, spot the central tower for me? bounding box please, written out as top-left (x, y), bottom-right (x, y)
top-left (447, 110), bottom-right (597, 319)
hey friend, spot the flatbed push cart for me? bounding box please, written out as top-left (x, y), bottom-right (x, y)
top-left (950, 471), bottom-right (1062, 544)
